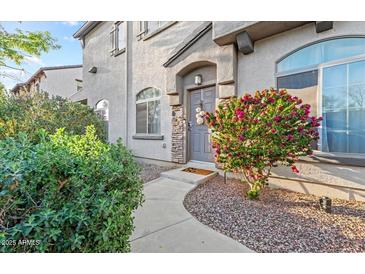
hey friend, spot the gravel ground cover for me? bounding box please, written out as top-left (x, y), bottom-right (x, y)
top-left (139, 162), bottom-right (179, 183)
top-left (184, 175), bottom-right (365, 252)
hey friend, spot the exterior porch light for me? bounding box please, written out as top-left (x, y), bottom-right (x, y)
top-left (319, 196), bottom-right (332, 213)
top-left (194, 74), bottom-right (202, 86)
top-left (88, 66), bottom-right (97, 73)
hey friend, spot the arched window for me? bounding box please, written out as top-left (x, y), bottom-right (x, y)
top-left (136, 87), bottom-right (161, 135)
top-left (95, 99), bottom-right (109, 121)
top-left (277, 37), bottom-right (365, 74)
top-left (95, 99), bottom-right (109, 139)
top-left (276, 37), bottom-right (365, 154)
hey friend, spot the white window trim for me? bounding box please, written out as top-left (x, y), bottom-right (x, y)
top-left (136, 21), bottom-right (148, 40)
top-left (111, 21), bottom-right (126, 57)
top-left (317, 56), bottom-right (365, 155)
top-left (142, 21), bottom-right (177, 41)
top-left (276, 53), bottom-right (365, 158)
top-left (95, 100), bottom-right (110, 120)
top-left (135, 90), bottom-right (162, 136)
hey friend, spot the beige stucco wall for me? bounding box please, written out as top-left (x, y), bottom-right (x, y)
top-left (165, 28), bottom-right (237, 105)
top-left (80, 21), bottom-right (365, 201)
top-left (236, 21), bottom-right (365, 201)
top-left (40, 67), bottom-right (82, 99)
top-left (83, 21), bottom-right (209, 160)
top-left (83, 22), bottom-right (127, 143)
top-left (237, 21), bottom-right (365, 92)
top-left (270, 162), bottom-right (365, 201)
top-left (126, 21), bottom-right (206, 161)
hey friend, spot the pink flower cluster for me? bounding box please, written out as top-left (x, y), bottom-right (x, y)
top-left (205, 88), bottom-right (322, 186)
top-left (235, 108), bottom-right (245, 120)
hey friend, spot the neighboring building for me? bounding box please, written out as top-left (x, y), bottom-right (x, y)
top-left (74, 21), bottom-right (365, 201)
top-left (11, 65), bottom-right (84, 102)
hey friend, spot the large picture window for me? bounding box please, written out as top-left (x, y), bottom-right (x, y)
top-left (277, 37), bottom-right (365, 74)
top-left (321, 60), bottom-right (365, 153)
top-left (277, 37), bottom-right (365, 154)
top-left (136, 88), bottom-right (161, 135)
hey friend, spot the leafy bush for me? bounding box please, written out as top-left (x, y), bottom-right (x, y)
top-left (205, 88), bottom-right (322, 199)
top-left (0, 126), bottom-right (143, 252)
top-left (0, 92), bottom-right (106, 141)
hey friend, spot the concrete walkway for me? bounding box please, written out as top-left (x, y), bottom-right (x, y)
top-left (130, 171), bottom-right (253, 252)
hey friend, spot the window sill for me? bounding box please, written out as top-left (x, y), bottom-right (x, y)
top-left (136, 31), bottom-right (145, 41)
top-left (132, 134), bottom-right (164, 140)
top-left (299, 151), bottom-right (365, 167)
top-left (112, 48), bottom-right (126, 57)
top-left (143, 21), bottom-right (177, 41)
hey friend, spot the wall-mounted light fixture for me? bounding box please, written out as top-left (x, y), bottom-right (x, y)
top-left (194, 74), bottom-right (202, 86)
top-left (88, 66), bottom-right (97, 73)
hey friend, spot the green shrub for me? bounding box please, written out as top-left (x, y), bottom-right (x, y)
top-left (0, 126), bottom-right (143, 252)
top-left (0, 92), bottom-right (106, 141)
top-left (205, 89), bottom-right (321, 199)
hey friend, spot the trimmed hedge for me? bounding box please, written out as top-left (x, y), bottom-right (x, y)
top-left (0, 126), bottom-right (143, 252)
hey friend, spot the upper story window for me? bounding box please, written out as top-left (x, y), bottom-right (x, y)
top-left (137, 21), bottom-right (176, 40)
top-left (146, 21), bottom-right (168, 34)
top-left (110, 21), bottom-right (126, 56)
top-left (276, 37), bottom-right (365, 154)
top-left (75, 79), bottom-right (83, 92)
top-left (136, 87), bottom-right (161, 135)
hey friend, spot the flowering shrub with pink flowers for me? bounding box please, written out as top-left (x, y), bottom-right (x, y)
top-left (205, 88), bottom-right (322, 199)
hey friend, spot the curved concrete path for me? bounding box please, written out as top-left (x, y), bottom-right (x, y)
top-left (130, 176), bottom-right (253, 252)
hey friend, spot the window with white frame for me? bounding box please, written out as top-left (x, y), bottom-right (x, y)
top-left (146, 21), bottom-right (168, 34)
top-left (136, 87), bottom-right (161, 135)
top-left (277, 37), bottom-right (365, 154)
top-left (95, 99), bottom-right (109, 138)
top-left (95, 99), bottom-right (109, 120)
top-left (110, 21), bottom-right (126, 55)
top-left (75, 79), bottom-right (83, 92)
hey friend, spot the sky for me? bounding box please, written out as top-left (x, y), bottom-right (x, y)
top-left (0, 21), bottom-right (84, 90)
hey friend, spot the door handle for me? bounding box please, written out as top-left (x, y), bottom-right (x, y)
top-left (187, 121), bottom-right (192, 131)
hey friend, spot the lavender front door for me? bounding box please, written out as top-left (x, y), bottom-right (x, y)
top-left (188, 87), bottom-right (215, 162)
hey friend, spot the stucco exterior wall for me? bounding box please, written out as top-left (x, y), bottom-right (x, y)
top-left (237, 21), bottom-right (365, 92)
top-left (236, 21), bottom-right (365, 201)
top-left (79, 21), bottom-right (365, 200)
top-left (83, 22), bottom-right (127, 143)
top-left (40, 67), bottom-right (82, 99)
top-left (127, 21), bottom-right (205, 161)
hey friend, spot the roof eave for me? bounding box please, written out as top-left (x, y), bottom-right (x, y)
top-left (73, 21), bottom-right (101, 39)
top-left (11, 64), bottom-right (83, 93)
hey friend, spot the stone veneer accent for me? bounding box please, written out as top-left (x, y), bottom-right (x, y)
top-left (218, 97), bottom-right (234, 106)
top-left (171, 98), bottom-right (235, 164)
top-left (171, 105), bottom-right (186, 163)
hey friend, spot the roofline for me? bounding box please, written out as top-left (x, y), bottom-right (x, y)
top-left (10, 82), bottom-right (26, 93)
top-left (73, 21), bottom-right (101, 39)
top-left (163, 22), bottom-right (212, 67)
top-left (10, 64), bottom-right (82, 93)
top-left (40, 64), bottom-right (82, 71)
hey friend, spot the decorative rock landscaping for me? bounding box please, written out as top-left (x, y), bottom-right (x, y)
top-left (139, 162), bottom-right (179, 183)
top-left (184, 175), bottom-right (365, 252)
